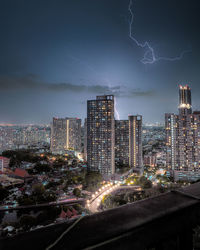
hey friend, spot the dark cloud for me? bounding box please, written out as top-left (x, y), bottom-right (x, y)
top-left (128, 89), bottom-right (154, 97)
top-left (0, 0), bottom-right (199, 123)
top-left (0, 75), bottom-right (155, 98)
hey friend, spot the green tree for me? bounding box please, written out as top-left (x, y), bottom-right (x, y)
top-left (32, 184), bottom-right (45, 196)
top-left (2, 149), bottom-right (46, 164)
top-left (43, 191), bottom-right (56, 202)
top-left (45, 181), bottom-right (59, 190)
top-left (84, 171), bottom-right (103, 191)
top-left (34, 163), bottom-right (51, 173)
top-left (46, 207), bottom-right (61, 220)
top-left (73, 204), bottom-right (83, 213)
top-left (17, 196), bottom-right (35, 206)
top-left (115, 161), bottom-right (130, 174)
top-left (157, 184), bottom-right (166, 193)
top-left (142, 180), bottom-right (152, 189)
top-left (19, 215), bottom-right (36, 229)
top-left (0, 186), bottom-right (9, 202)
top-left (73, 188), bottom-right (81, 197)
top-left (138, 176), bottom-right (152, 188)
top-left (37, 211), bottom-right (49, 225)
top-left (53, 159), bottom-right (65, 168)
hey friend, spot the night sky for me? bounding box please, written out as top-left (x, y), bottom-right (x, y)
top-left (0, 0), bottom-right (200, 124)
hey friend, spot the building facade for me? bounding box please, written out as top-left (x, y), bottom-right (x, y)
top-left (143, 154), bottom-right (157, 167)
top-left (129, 115), bottom-right (143, 172)
top-left (115, 115), bottom-right (143, 172)
top-left (87, 95), bottom-right (115, 175)
top-left (179, 85), bottom-right (192, 116)
top-left (115, 120), bottom-right (129, 165)
top-left (51, 117), bottom-right (81, 154)
top-left (165, 113), bottom-right (178, 171)
top-left (0, 156), bottom-right (10, 173)
top-left (66, 118), bottom-right (81, 151)
top-left (165, 85), bottom-right (200, 181)
top-left (84, 118), bottom-right (87, 161)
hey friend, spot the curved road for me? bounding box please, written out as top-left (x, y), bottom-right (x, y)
top-left (87, 185), bottom-right (141, 213)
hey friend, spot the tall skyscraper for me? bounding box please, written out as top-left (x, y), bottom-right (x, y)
top-left (115, 120), bottom-right (129, 165)
top-left (84, 118), bottom-right (87, 161)
top-left (115, 115), bottom-right (143, 172)
top-left (129, 115), bottom-right (143, 172)
top-left (165, 85), bottom-right (200, 181)
top-left (51, 117), bottom-right (81, 154)
top-left (165, 113), bottom-right (178, 171)
top-left (179, 85), bottom-right (192, 115)
top-left (66, 118), bottom-right (81, 151)
top-left (87, 95), bottom-right (115, 175)
top-left (51, 118), bottom-right (67, 154)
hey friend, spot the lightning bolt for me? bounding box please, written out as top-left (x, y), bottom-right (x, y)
top-left (128, 0), bottom-right (191, 64)
top-left (114, 97), bottom-right (120, 120)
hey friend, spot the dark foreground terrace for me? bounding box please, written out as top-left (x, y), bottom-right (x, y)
top-left (0, 182), bottom-right (200, 250)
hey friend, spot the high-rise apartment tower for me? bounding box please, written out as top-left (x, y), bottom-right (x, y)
top-left (87, 95), bottom-right (115, 175)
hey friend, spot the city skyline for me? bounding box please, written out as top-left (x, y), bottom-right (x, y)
top-left (1, 1), bottom-right (200, 247)
top-left (0, 86), bottom-right (196, 126)
top-left (0, 0), bottom-right (200, 124)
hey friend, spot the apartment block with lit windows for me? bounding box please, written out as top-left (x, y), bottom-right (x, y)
top-left (165, 85), bottom-right (200, 181)
top-left (129, 115), bottom-right (143, 172)
top-left (115, 115), bottom-right (143, 173)
top-left (115, 120), bottom-right (129, 166)
top-left (87, 95), bottom-right (115, 175)
top-left (51, 117), bottom-right (81, 154)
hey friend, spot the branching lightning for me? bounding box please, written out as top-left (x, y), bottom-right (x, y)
top-left (128, 0), bottom-right (191, 64)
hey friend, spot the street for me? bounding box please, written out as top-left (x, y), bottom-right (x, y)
top-left (87, 183), bottom-right (141, 213)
